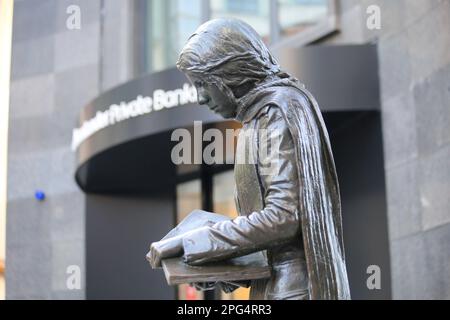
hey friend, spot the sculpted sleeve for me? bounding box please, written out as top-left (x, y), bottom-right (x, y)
top-left (182, 106), bottom-right (300, 265)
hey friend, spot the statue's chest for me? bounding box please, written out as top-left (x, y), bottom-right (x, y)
top-left (234, 122), bottom-right (264, 216)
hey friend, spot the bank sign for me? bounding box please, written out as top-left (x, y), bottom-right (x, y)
top-left (71, 67), bottom-right (201, 151)
top-left (71, 83), bottom-right (197, 151)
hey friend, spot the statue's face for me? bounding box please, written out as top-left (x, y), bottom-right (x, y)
top-left (187, 74), bottom-right (237, 119)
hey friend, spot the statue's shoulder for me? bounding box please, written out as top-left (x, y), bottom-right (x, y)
top-left (250, 86), bottom-right (312, 123)
top-left (240, 84), bottom-right (312, 124)
top-left (271, 85), bottom-right (311, 108)
top-left (253, 104), bottom-right (284, 125)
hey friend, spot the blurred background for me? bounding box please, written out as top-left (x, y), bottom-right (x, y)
top-left (0, 0), bottom-right (449, 300)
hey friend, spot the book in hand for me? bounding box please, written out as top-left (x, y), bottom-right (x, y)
top-left (160, 210), bottom-right (271, 286)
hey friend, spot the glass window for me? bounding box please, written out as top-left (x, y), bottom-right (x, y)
top-left (138, 0), bottom-right (335, 74)
top-left (278, 0), bottom-right (329, 38)
top-left (213, 170), bottom-right (238, 219)
top-left (213, 170), bottom-right (250, 300)
top-left (144, 0), bottom-right (202, 73)
top-left (210, 0), bottom-right (270, 43)
top-left (176, 179), bottom-right (204, 300)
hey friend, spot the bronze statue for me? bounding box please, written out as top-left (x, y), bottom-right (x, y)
top-left (147, 18), bottom-right (351, 300)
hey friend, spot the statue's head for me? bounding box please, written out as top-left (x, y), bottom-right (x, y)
top-left (177, 18), bottom-right (282, 119)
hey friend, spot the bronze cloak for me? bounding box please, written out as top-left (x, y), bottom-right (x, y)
top-left (235, 77), bottom-right (351, 300)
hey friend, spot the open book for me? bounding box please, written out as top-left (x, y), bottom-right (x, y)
top-left (160, 210), bottom-right (271, 285)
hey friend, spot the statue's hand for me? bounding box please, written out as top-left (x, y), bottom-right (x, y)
top-left (218, 281), bottom-right (251, 294)
top-left (146, 236), bottom-right (184, 269)
top-left (189, 282), bottom-right (217, 291)
top-left (189, 281), bottom-right (250, 293)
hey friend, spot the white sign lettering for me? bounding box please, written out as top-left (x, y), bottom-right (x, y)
top-left (71, 83), bottom-right (197, 151)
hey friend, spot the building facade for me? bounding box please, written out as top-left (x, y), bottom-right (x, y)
top-left (4, 0), bottom-right (450, 299)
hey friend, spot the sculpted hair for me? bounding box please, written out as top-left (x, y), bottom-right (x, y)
top-left (176, 19), bottom-right (289, 98)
